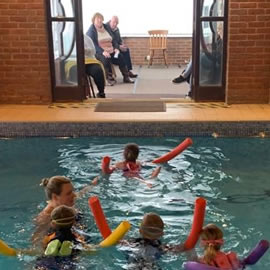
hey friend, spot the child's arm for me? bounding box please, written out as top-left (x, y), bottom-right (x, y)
top-left (150, 166), bottom-right (161, 179)
top-left (114, 161), bottom-right (125, 170)
top-left (163, 243), bottom-right (199, 260)
top-left (163, 243), bottom-right (185, 253)
top-left (134, 176), bottom-right (152, 188)
top-left (79, 243), bottom-right (98, 255)
top-left (17, 248), bottom-right (42, 256)
top-left (76, 176), bottom-right (99, 199)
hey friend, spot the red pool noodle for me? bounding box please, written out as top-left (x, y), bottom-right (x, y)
top-left (152, 138), bottom-right (193, 163)
top-left (101, 156), bottom-right (115, 174)
top-left (88, 196), bottom-right (112, 239)
top-left (184, 197), bottom-right (206, 250)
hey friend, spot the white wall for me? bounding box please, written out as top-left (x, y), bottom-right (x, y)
top-left (82, 0), bottom-right (193, 36)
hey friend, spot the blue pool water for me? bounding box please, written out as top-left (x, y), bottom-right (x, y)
top-left (0, 137), bottom-right (269, 269)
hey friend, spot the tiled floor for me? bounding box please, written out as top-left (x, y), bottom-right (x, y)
top-left (105, 65), bottom-right (187, 99)
top-left (0, 102), bottom-right (270, 122)
top-left (2, 64), bottom-right (269, 124)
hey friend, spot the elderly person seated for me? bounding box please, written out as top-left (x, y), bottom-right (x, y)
top-left (106, 16), bottom-right (137, 78)
top-left (86, 12), bottom-right (134, 86)
top-left (67, 35), bottom-right (106, 98)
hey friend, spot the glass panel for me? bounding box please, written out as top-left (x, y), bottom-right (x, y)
top-left (52, 21), bottom-right (77, 85)
top-left (199, 21), bottom-right (223, 86)
top-left (201, 0), bottom-right (224, 17)
top-left (50, 0), bottom-right (74, 18)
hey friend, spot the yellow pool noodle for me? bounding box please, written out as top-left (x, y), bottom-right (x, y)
top-left (99, 221), bottom-right (131, 248)
top-left (0, 239), bottom-right (17, 256)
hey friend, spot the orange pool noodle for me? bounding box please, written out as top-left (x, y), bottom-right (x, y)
top-left (89, 196), bottom-right (112, 239)
top-left (152, 138), bottom-right (193, 163)
top-left (184, 197), bottom-right (206, 250)
top-left (101, 156), bottom-right (115, 174)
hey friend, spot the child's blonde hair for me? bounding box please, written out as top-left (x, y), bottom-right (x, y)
top-left (200, 224), bottom-right (224, 265)
top-left (139, 212), bottom-right (164, 240)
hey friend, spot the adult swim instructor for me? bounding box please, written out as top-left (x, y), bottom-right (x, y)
top-left (32, 175), bottom-right (98, 247)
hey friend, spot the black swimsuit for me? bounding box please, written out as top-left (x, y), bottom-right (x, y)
top-left (126, 238), bottom-right (164, 270)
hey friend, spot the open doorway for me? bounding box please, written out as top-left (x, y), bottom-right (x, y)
top-left (46, 0), bottom-right (228, 102)
top-left (81, 0), bottom-right (194, 100)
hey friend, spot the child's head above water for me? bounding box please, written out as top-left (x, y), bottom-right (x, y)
top-left (51, 205), bottom-right (76, 229)
top-left (124, 143), bottom-right (139, 162)
top-left (139, 212), bottom-right (164, 240)
top-left (200, 223), bottom-right (224, 264)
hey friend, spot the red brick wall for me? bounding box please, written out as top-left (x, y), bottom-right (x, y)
top-left (227, 0), bottom-right (270, 104)
top-left (123, 37), bottom-right (192, 66)
top-left (0, 0), bottom-right (269, 104)
top-left (0, 0), bottom-right (51, 104)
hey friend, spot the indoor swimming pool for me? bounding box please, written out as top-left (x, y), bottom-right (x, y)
top-left (0, 136), bottom-right (269, 269)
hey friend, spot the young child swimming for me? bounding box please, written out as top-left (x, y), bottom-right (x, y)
top-left (123, 212), bottom-right (184, 269)
top-left (198, 223), bottom-right (241, 269)
top-left (114, 143), bottom-right (161, 187)
top-left (35, 205), bottom-right (95, 269)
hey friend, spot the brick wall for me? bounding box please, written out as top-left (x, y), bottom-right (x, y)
top-left (0, 0), bottom-right (51, 104)
top-left (123, 37), bottom-right (192, 66)
top-left (227, 0), bottom-right (270, 104)
top-left (0, 0), bottom-right (269, 104)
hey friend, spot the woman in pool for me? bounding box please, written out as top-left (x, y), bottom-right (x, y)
top-left (32, 175), bottom-right (98, 247)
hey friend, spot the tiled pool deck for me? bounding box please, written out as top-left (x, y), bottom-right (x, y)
top-left (0, 102), bottom-right (270, 137)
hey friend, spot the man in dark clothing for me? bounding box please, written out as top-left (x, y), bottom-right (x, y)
top-left (106, 16), bottom-right (138, 78)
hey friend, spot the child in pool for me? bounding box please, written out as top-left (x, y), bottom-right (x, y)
top-left (34, 205), bottom-right (95, 269)
top-left (198, 223), bottom-right (241, 269)
top-left (42, 205), bottom-right (84, 255)
top-left (123, 212), bottom-right (184, 269)
top-left (32, 175), bottom-right (98, 248)
top-left (114, 143), bottom-right (161, 187)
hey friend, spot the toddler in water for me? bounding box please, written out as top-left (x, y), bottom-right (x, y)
top-left (35, 205), bottom-right (94, 269)
top-left (42, 205), bottom-right (82, 256)
top-left (124, 213), bottom-right (184, 269)
top-left (114, 143), bottom-right (161, 187)
top-left (198, 224), bottom-right (241, 269)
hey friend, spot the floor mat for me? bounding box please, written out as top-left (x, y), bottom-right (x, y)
top-left (94, 101), bottom-right (166, 112)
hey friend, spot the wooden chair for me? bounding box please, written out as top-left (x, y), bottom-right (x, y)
top-left (148, 30), bottom-right (168, 67)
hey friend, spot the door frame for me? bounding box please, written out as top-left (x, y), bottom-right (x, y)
top-left (192, 0), bottom-right (228, 102)
top-left (45, 0), bottom-right (86, 102)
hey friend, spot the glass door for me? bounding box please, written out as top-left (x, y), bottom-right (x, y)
top-left (45, 0), bottom-right (85, 101)
top-left (192, 0), bottom-right (228, 101)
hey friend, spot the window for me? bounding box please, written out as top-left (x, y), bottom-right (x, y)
top-left (82, 0), bottom-right (193, 36)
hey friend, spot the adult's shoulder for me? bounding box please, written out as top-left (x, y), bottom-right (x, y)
top-left (104, 23), bottom-right (114, 36)
top-left (35, 205), bottom-right (54, 224)
top-left (86, 24), bottom-right (96, 36)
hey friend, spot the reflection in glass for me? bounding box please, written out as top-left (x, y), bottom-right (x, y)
top-left (201, 0), bottom-right (224, 17)
top-left (50, 0), bottom-right (74, 18)
top-left (199, 21), bottom-right (223, 85)
top-left (52, 21), bottom-right (77, 85)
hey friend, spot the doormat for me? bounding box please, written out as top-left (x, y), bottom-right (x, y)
top-left (95, 101), bottom-right (166, 112)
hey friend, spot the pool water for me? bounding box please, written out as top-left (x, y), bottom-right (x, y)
top-left (0, 137), bottom-right (269, 269)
